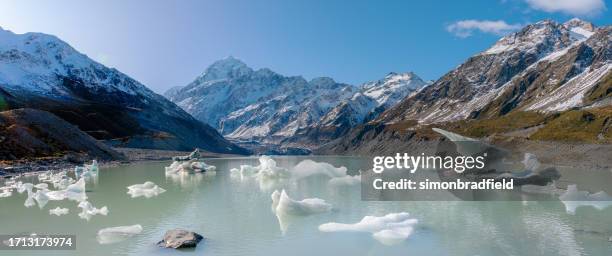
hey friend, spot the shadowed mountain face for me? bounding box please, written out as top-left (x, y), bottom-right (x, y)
top-left (0, 28), bottom-right (247, 154)
top-left (0, 108), bottom-right (123, 160)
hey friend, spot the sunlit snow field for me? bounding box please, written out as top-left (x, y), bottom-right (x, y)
top-left (1, 156), bottom-right (611, 256)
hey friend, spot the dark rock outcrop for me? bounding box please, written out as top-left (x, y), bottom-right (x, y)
top-left (157, 229), bottom-right (203, 249)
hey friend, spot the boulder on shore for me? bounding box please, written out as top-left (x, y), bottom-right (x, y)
top-left (157, 229), bottom-right (203, 249)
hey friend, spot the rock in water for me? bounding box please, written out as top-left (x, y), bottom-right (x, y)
top-left (157, 229), bottom-right (203, 249)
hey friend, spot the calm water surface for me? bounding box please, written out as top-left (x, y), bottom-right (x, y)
top-left (0, 156), bottom-right (611, 256)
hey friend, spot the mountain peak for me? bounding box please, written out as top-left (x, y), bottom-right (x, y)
top-left (200, 56), bottom-right (252, 81)
top-left (564, 18), bottom-right (595, 31)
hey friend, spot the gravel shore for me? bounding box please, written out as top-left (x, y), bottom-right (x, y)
top-left (0, 147), bottom-right (239, 177)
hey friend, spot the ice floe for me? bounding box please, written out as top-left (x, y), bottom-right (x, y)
top-left (96, 224), bottom-right (143, 244)
top-left (522, 153), bottom-right (541, 171)
top-left (319, 212), bottom-right (418, 245)
top-left (0, 187), bottom-right (12, 198)
top-left (559, 185), bottom-right (612, 214)
top-left (77, 201), bottom-right (108, 221)
top-left (49, 207), bottom-right (69, 216)
top-left (172, 148), bottom-right (201, 161)
top-left (231, 156), bottom-right (356, 189)
top-left (328, 175), bottom-right (362, 186)
top-left (127, 181), bottom-right (166, 198)
top-left (271, 190), bottom-right (332, 216)
top-left (165, 149), bottom-right (216, 174)
top-left (75, 160), bottom-right (99, 179)
top-left (24, 190), bottom-right (36, 208)
top-left (165, 159), bottom-right (217, 174)
top-left (33, 189), bottom-right (50, 208)
top-left (291, 160), bottom-right (348, 180)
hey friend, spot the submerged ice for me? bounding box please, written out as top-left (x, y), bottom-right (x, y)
top-left (319, 212), bottom-right (419, 245)
top-left (97, 224), bottom-right (143, 244)
top-left (49, 207), bottom-right (69, 216)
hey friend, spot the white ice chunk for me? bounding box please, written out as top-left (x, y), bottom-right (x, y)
top-left (33, 189), bottom-right (50, 209)
top-left (559, 185), bottom-right (612, 214)
top-left (0, 188), bottom-right (12, 198)
top-left (291, 160), bottom-right (348, 179)
top-left (49, 207), bottom-right (69, 216)
top-left (328, 175), bottom-right (361, 186)
top-left (78, 201), bottom-right (108, 221)
top-left (271, 190), bottom-right (332, 216)
top-left (34, 183), bottom-right (48, 190)
top-left (522, 153), bottom-right (541, 171)
top-left (165, 159), bottom-right (216, 174)
top-left (96, 224), bottom-right (143, 244)
top-left (24, 190), bottom-right (36, 208)
top-left (319, 212), bottom-right (418, 245)
top-left (17, 182), bottom-right (34, 194)
top-left (127, 181), bottom-right (166, 198)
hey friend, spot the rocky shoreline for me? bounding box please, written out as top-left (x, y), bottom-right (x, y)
top-left (0, 147), bottom-right (236, 177)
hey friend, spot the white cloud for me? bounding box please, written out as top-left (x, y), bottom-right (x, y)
top-left (446, 20), bottom-right (522, 38)
top-left (525, 0), bottom-right (606, 16)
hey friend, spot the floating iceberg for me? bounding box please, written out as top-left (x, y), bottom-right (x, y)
top-left (165, 159), bottom-right (216, 174)
top-left (34, 183), bottom-right (49, 190)
top-left (559, 185), bottom-right (612, 214)
top-left (319, 212), bottom-right (418, 245)
top-left (127, 182), bottom-right (166, 198)
top-left (230, 156), bottom-right (290, 190)
top-left (172, 148), bottom-right (201, 161)
top-left (33, 189), bottom-right (50, 209)
top-left (78, 201), bottom-right (108, 221)
top-left (0, 187), bottom-right (12, 198)
top-left (17, 182), bottom-right (34, 194)
top-left (271, 190), bottom-right (332, 216)
top-left (24, 190), bottom-right (36, 208)
top-left (74, 160), bottom-right (99, 179)
top-left (328, 175), bottom-right (361, 186)
top-left (96, 225), bottom-right (143, 244)
top-left (522, 153), bottom-right (541, 171)
top-left (291, 160), bottom-right (348, 180)
top-left (49, 207), bottom-right (69, 216)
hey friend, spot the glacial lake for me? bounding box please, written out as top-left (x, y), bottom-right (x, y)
top-left (1, 156), bottom-right (611, 256)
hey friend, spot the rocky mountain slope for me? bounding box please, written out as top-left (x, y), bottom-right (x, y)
top-left (322, 18), bottom-right (611, 155)
top-left (166, 57), bottom-right (427, 144)
top-left (0, 108), bottom-right (122, 160)
top-left (380, 18), bottom-right (610, 124)
top-left (285, 72), bottom-right (428, 146)
top-left (0, 27), bottom-right (246, 154)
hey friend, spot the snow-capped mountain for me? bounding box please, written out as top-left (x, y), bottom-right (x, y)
top-left (285, 72), bottom-right (428, 145)
top-left (320, 18), bottom-right (611, 155)
top-left (0, 27), bottom-right (246, 154)
top-left (167, 58), bottom-right (427, 144)
top-left (166, 57), bottom-right (361, 142)
top-left (380, 18), bottom-right (610, 124)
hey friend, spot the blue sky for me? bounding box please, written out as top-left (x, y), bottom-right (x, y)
top-left (0, 0), bottom-right (610, 93)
